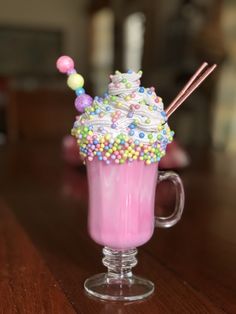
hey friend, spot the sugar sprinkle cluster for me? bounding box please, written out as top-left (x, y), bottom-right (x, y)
top-left (71, 69), bottom-right (174, 165)
top-left (71, 125), bottom-right (173, 165)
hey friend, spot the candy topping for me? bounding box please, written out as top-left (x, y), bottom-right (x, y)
top-left (70, 70), bottom-right (173, 165)
top-left (56, 56), bottom-right (74, 73)
top-left (56, 56), bottom-right (174, 165)
top-left (56, 55), bottom-right (93, 113)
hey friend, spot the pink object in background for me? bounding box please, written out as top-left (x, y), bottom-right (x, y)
top-left (159, 141), bottom-right (189, 169)
top-left (62, 135), bottom-right (82, 166)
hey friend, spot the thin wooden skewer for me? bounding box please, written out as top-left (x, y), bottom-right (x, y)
top-left (165, 63), bottom-right (217, 118)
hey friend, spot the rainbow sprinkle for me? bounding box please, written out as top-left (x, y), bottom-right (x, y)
top-left (71, 122), bottom-right (174, 165)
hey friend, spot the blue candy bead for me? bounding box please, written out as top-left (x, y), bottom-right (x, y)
top-left (129, 130), bottom-right (135, 136)
top-left (76, 87), bottom-right (85, 96)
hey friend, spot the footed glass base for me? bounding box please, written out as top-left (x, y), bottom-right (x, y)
top-left (84, 273), bottom-right (154, 301)
top-left (84, 247), bottom-right (154, 301)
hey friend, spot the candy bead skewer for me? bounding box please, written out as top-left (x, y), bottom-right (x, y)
top-left (166, 63), bottom-right (217, 118)
top-left (56, 55), bottom-right (93, 113)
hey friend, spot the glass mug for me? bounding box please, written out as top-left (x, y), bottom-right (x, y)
top-left (84, 159), bottom-right (184, 301)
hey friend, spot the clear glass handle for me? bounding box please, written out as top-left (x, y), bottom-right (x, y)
top-left (155, 171), bottom-right (185, 228)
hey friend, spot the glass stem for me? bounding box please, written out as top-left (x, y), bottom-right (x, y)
top-left (102, 247), bottom-right (138, 280)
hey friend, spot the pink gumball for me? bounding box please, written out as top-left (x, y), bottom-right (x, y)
top-left (75, 94), bottom-right (93, 113)
top-left (56, 56), bottom-right (74, 73)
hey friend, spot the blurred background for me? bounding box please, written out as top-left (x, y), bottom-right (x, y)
top-left (0, 0), bottom-right (235, 158)
top-left (1, 2), bottom-right (236, 310)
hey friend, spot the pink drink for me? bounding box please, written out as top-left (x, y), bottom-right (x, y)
top-left (57, 57), bottom-right (186, 301)
top-left (87, 159), bottom-right (158, 250)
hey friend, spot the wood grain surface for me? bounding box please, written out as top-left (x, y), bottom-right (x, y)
top-left (0, 143), bottom-right (235, 313)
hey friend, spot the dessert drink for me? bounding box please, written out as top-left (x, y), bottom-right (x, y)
top-left (57, 55), bottom-right (217, 301)
top-left (71, 70), bottom-right (174, 249)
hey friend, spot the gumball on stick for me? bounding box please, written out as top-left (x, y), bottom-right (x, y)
top-left (56, 55), bottom-right (93, 113)
top-left (67, 73), bottom-right (84, 90)
top-left (56, 56), bottom-right (74, 73)
top-left (75, 94), bottom-right (93, 112)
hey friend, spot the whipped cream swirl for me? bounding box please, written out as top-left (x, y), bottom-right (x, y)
top-left (74, 70), bottom-right (170, 144)
top-left (108, 70), bottom-right (142, 95)
top-left (72, 70), bottom-right (173, 164)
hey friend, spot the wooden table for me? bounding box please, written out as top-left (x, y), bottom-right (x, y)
top-left (0, 143), bottom-right (235, 313)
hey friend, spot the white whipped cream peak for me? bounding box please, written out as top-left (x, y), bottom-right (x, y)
top-left (108, 70), bottom-right (142, 96)
top-left (73, 70), bottom-right (172, 147)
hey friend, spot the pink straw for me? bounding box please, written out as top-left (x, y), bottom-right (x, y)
top-left (165, 63), bottom-right (217, 118)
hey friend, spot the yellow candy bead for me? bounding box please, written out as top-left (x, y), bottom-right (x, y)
top-left (67, 73), bottom-right (84, 90)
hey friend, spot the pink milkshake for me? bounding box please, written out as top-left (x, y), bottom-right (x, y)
top-left (57, 55), bottom-right (214, 301)
top-left (71, 69), bottom-right (175, 248)
top-left (87, 160), bottom-right (158, 250)
top-left (69, 67), bottom-right (184, 301)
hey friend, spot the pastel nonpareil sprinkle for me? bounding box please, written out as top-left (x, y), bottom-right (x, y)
top-left (71, 70), bottom-right (174, 165)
